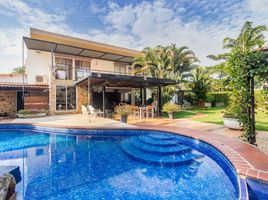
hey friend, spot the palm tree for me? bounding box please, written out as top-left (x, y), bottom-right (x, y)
top-left (133, 45), bottom-right (171, 79)
top-left (189, 67), bottom-right (211, 106)
top-left (168, 44), bottom-right (198, 82)
top-left (223, 21), bottom-right (267, 52)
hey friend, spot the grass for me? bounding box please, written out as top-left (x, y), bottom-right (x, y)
top-left (163, 107), bottom-right (268, 131)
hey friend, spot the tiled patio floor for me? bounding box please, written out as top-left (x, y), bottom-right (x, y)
top-left (0, 114), bottom-right (134, 128)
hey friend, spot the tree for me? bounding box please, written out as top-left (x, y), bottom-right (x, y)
top-left (208, 21), bottom-right (268, 144)
top-left (133, 45), bottom-right (171, 79)
top-left (133, 44), bottom-right (198, 104)
top-left (168, 44), bottom-right (198, 82)
top-left (189, 67), bottom-right (211, 105)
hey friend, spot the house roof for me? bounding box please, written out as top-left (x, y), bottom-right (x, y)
top-left (24, 28), bottom-right (140, 63)
top-left (0, 84), bottom-right (48, 90)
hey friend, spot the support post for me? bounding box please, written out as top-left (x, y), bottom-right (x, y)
top-left (22, 38), bottom-right (25, 109)
top-left (158, 86), bottom-right (162, 116)
top-left (143, 87), bottom-right (146, 105)
top-left (131, 89), bottom-right (135, 105)
top-left (251, 76), bottom-right (256, 143)
top-left (140, 88), bottom-right (143, 105)
top-left (103, 85), bottom-right (106, 118)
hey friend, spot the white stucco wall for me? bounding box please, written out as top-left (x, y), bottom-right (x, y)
top-left (0, 74), bottom-right (25, 83)
top-left (25, 50), bottom-right (51, 84)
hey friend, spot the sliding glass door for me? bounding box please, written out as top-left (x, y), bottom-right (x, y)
top-left (56, 86), bottom-right (76, 111)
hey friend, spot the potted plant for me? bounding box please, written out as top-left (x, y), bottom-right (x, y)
top-left (17, 109), bottom-right (47, 118)
top-left (162, 103), bottom-right (181, 119)
top-left (56, 66), bottom-right (66, 80)
top-left (115, 103), bottom-right (133, 123)
top-left (223, 105), bottom-right (241, 130)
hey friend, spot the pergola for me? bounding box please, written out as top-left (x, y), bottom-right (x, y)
top-left (75, 72), bottom-right (177, 117)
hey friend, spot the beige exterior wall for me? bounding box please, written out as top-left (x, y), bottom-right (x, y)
top-left (91, 59), bottom-right (115, 72)
top-left (0, 90), bottom-right (16, 117)
top-left (25, 50), bottom-right (51, 85)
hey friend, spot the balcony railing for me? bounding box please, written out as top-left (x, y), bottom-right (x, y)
top-left (75, 68), bottom-right (144, 81)
top-left (54, 67), bottom-right (146, 81)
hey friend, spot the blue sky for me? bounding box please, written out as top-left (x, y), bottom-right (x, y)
top-left (0, 0), bottom-right (268, 73)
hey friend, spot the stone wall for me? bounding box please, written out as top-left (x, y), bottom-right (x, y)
top-left (77, 86), bottom-right (91, 112)
top-left (0, 90), bottom-right (16, 117)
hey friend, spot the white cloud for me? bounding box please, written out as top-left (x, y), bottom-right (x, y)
top-left (1, 0), bottom-right (268, 73)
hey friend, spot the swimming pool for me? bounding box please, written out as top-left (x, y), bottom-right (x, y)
top-left (0, 124), bottom-right (240, 199)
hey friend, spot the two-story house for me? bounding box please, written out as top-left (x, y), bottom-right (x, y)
top-left (0, 28), bottom-right (176, 117)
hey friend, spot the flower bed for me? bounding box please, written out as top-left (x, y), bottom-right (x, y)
top-left (17, 109), bottom-right (47, 118)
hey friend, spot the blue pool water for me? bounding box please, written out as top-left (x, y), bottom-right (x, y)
top-left (0, 127), bottom-right (239, 200)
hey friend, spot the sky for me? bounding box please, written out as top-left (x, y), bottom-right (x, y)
top-left (0, 0), bottom-right (268, 73)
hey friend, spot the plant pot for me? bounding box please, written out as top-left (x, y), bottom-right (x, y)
top-left (17, 113), bottom-right (47, 118)
top-left (223, 117), bottom-right (241, 130)
top-left (120, 115), bottom-right (128, 123)
top-left (168, 112), bottom-right (175, 120)
top-left (204, 102), bottom-right (212, 108)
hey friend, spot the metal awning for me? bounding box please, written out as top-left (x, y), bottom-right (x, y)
top-left (23, 37), bottom-right (134, 63)
top-left (75, 72), bottom-right (177, 88)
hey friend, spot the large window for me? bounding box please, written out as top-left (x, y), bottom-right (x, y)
top-left (55, 57), bottom-right (73, 80)
top-left (114, 63), bottom-right (126, 75)
top-left (56, 86), bottom-right (76, 111)
top-left (75, 60), bottom-right (91, 80)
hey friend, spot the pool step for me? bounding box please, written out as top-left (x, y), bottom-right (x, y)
top-left (137, 135), bottom-right (182, 146)
top-left (146, 133), bottom-right (178, 140)
top-left (129, 137), bottom-right (191, 155)
top-left (121, 138), bottom-right (204, 166)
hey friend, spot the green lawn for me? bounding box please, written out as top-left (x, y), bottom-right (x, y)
top-left (163, 107), bottom-right (268, 131)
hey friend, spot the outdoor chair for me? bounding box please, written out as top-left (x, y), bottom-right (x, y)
top-left (146, 105), bottom-right (154, 118)
top-left (87, 105), bottom-right (104, 117)
top-left (81, 105), bottom-right (92, 122)
top-left (132, 106), bottom-right (140, 117)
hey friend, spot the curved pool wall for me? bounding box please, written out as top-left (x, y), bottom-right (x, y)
top-left (0, 124), bottom-right (246, 199)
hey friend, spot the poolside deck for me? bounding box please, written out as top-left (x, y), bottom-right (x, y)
top-left (0, 114), bottom-right (134, 128)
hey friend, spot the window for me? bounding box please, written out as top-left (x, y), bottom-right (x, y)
top-left (56, 86), bottom-right (76, 111)
top-left (55, 57), bottom-right (73, 80)
top-left (114, 64), bottom-right (126, 75)
top-left (75, 60), bottom-right (91, 80)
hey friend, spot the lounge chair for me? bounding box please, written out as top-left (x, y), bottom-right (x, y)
top-left (87, 105), bottom-right (104, 117)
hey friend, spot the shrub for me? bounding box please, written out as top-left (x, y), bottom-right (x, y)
top-left (162, 103), bottom-right (181, 113)
top-left (223, 98), bottom-right (239, 118)
top-left (208, 92), bottom-right (229, 106)
top-left (18, 109), bottom-right (46, 115)
top-left (115, 103), bottom-right (133, 116)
